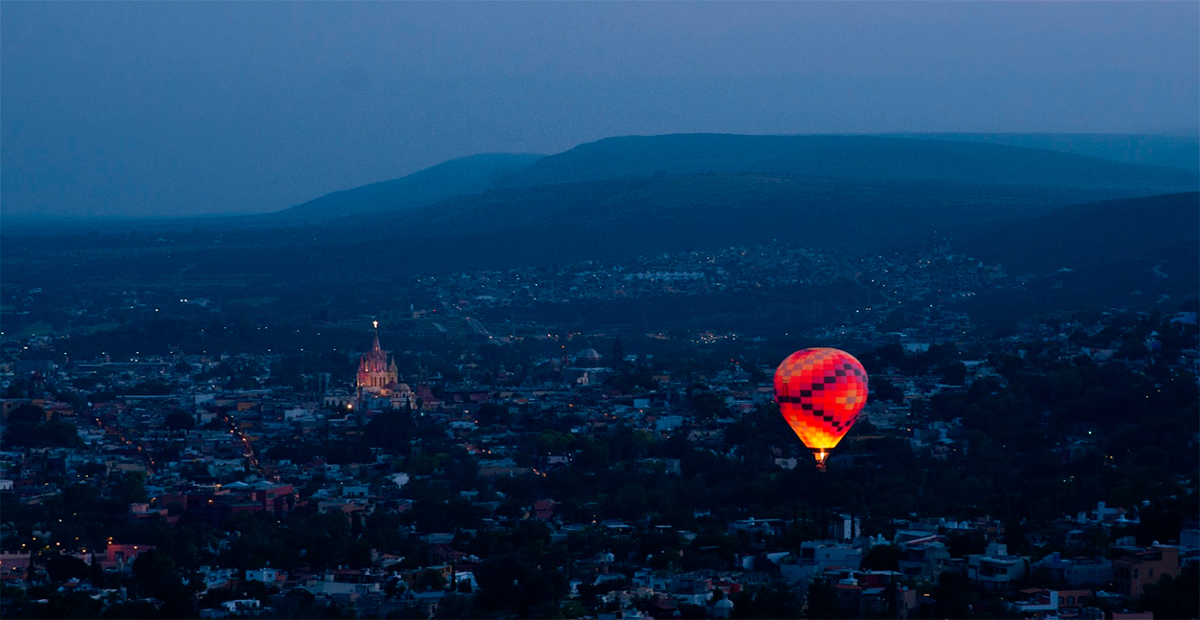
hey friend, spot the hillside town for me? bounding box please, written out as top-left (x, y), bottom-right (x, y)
top-left (414, 241), bottom-right (1002, 309)
top-left (1, 242), bottom-right (1005, 356)
top-left (3, 1), bottom-right (1197, 618)
top-left (1, 280), bottom-right (1196, 618)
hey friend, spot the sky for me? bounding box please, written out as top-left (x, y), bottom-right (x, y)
top-left (2, 2), bottom-right (1197, 219)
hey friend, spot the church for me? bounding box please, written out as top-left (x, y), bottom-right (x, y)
top-left (356, 322), bottom-right (414, 411)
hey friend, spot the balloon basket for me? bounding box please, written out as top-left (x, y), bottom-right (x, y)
top-left (813, 450), bottom-right (829, 472)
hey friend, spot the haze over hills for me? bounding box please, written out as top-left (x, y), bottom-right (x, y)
top-left (4, 133), bottom-right (1195, 233)
top-left (967, 192), bottom-right (1199, 275)
top-left (961, 191), bottom-right (1199, 318)
top-left (3, 133), bottom-right (1196, 314)
top-left (246, 133), bottom-right (1197, 236)
top-left (879, 132), bottom-right (1200, 171)
top-left (349, 174), bottom-right (1130, 268)
top-left (267, 152), bottom-right (544, 222)
top-left (253, 133), bottom-right (1193, 276)
top-left (492, 134), bottom-right (1198, 193)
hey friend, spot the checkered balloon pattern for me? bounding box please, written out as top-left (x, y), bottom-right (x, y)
top-left (774, 348), bottom-right (868, 451)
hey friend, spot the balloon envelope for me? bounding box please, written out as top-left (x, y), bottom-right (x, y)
top-left (774, 348), bottom-right (868, 459)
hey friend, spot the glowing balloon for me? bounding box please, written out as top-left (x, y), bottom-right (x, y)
top-left (774, 348), bottom-right (868, 470)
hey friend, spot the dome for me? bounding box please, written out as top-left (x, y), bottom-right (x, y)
top-left (576, 348), bottom-right (602, 367)
top-left (716, 599), bottom-right (734, 609)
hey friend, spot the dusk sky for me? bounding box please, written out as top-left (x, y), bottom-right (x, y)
top-left (3, 2), bottom-right (1197, 219)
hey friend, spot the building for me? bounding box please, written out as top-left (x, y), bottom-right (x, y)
top-left (357, 323), bottom-right (399, 397)
top-left (779, 540), bottom-right (866, 582)
top-left (897, 536), bottom-right (958, 579)
top-left (101, 543), bottom-right (156, 570)
top-left (1009, 588), bottom-right (1094, 615)
top-left (355, 323), bottom-right (415, 410)
top-left (1037, 552), bottom-right (1112, 587)
top-left (1113, 545), bottom-right (1179, 598)
top-left (966, 543), bottom-right (1028, 591)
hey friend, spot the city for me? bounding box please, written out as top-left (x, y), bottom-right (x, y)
top-left (2, 238), bottom-right (1196, 618)
top-left (2, 3), bottom-right (1197, 618)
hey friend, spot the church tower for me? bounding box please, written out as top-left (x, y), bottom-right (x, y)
top-left (357, 321), bottom-right (399, 397)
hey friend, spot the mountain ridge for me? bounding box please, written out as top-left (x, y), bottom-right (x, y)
top-left (268, 152), bottom-right (544, 222)
top-left (878, 132), bottom-right (1200, 171)
top-left (246, 133), bottom-right (1196, 228)
top-left (494, 133), bottom-right (1198, 192)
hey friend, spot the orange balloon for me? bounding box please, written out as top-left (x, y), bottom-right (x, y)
top-left (774, 348), bottom-right (868, 469)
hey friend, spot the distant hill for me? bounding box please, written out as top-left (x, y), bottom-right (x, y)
top-left (967, 192), bottom-right (1199, 275)
top-left (264, 133), bottom-right (1198, 275)
top-left (7, 134), bottom-right (1197, 306)
top-left (961, 192), bottom-right (1199, 317)
top-left (476, 175), bottom-right (1113, 245)
top-left (141, 133), bottom-right (1196, 229)
top-left (495, 134), bottom-right (1198, 191)
top-left (880, 133), bottom-right (1200, 172)
top-left (320, 174), bottom-right (1135, 274)
top-left (269, 152), bottom-right (543, 221)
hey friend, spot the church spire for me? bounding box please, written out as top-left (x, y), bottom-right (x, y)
top-left (358, 320), bottom-right (398, 398)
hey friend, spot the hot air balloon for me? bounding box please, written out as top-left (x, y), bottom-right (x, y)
top-left (774, 348), bottom-right (868, 471)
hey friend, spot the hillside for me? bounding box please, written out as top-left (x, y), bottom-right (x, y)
top-left (880, 133), bottom-right (1200, 171)
top-left (370, 174), bottom-right (1125, 259)
top-left (269, 152), bottom-right (543, 221)
top-left (6, 135), bottom-right (1197, 320)
top-left (967, 192), bottom-right (1198, 275)
top-left (960, 192), bottom-right (1199, 318)
top-left (495, 134), bottom-right (1198, 191)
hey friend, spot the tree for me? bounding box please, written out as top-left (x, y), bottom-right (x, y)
top-left (44, 554), bottom-right (90, 583)
top-left (939, 362), bottom-right (968, 386)
top-left (1137, 563), bottom-right (1200, 620)
top-left (114, 472), bottom-right (148, 504)
top-left (535, 431), bottom-right (572, 455)
top-left (7, 403), bottom-right (46, 426)
top-left (434, 593), bottom-right (476, 619)
top-left (269, 590), bottom-right (321, 619)
top-left (477, 402), bottom-right (510, 426)
top-left (475, 553), bottom-right (568, 615)
top-left (131, 549), bottom-right (182, 600)
top-left (415, 568), bottom-right (447, 592)
top-left (2, 404), bottom-right (83, 450)
top-left (363, 410), bottom-right (414, 455)
top-left (860, 543), bottom-right (901, 571)
top-left (932, 571), bottom-right (978, 619)
top-left (731, 583), bottom-right (805, 619)
top-left (165, 411), bottom-right (195, 432)
top-left (692, 392), bottom-right (726, 421)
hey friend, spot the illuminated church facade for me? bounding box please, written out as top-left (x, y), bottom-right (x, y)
top-left (356, 322), bottom-right (414, 410)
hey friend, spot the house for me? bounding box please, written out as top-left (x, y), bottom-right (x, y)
top-left (1037, 552), bottom-right (1112, 587)
top-left (245, 567), bottom-right (286, 584)
top-left (1009, 588), bottom-right (1091, 615)
top-left (100, 542), bottom-right (156, 570)
top-left (532, 499), bottom-right (556, 521)
top-left (822, 570), bottom-right (908, 619)
top-left (897, 537), bottom-right (958, 579)
top-left (1113, 545), bottom-right (1179, 598)
top-left (965, 543), bottom-right (1028, 591)
top-left (0, 553), bottom-right (32, 583)
top-left (728, 517), bottom-right (787, 537)
top-left (779, 540), bottom-right (865, 582)
top-left (222, 599), bottom-right (260, 613)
